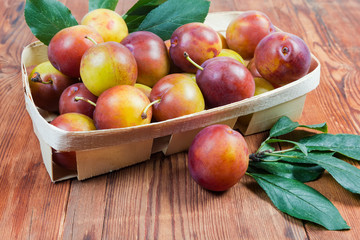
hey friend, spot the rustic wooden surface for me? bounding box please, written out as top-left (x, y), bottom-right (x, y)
top-left (1, 0), bottom-right (360, 239)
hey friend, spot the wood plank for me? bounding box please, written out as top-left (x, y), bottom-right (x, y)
top-left (62, 175), bottom-right (108, 239)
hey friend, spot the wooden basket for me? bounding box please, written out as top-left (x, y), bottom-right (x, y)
top-left (21, 11), bottom-right (321, 182)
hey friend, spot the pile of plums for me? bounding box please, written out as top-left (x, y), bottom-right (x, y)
top-left (28, 9), bottom-right (312, 176)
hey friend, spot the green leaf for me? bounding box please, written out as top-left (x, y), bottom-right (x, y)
top-left (24, 0), bottom-right (78, 45)
top-left (266, 139), bottom-right (308, 156)
top-left (269, 116), bottom-right (327, 138)
top-left (269, 117), bottom-right (301, 137)
top-left (300, 134), bottom-right (360, 161)
top-left (281, 152), bottom-right (360, 194)
top-left (137, 0), bottom-right (210, 40)
top-left (249, 173), bottom-right (350, 230)
top-left (250, 161), bottom-right (324, 182)
top-left (123, 0), bottom-right (167, 33)
top-left (89, 0), bottom-right (119, 12)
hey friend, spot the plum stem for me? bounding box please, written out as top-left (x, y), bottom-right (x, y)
top-left (256, 136), bottom-right (270, 154)
top-left (30, 72), bottom-right (53, 84)
top-left (141, 99), bottom-right (161, 119)
top-left (85, 36), bottom-right (98, 45)
top-left (184, 52), bottom-right (203, 71)
top-left (249, 149), bottom-right (273, 162)
top-left (74, 96), bottom-right (96, 107)
top-left (250, 149), bottom-right (301, 162)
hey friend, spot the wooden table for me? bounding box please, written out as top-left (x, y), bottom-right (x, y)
top-left (1, 0), bottom-right (359, 239)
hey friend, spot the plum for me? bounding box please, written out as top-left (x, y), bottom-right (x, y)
top-left (188, 124), bottom-right (249, 191)
top-left (81, 8), bottom-right (128, 42)
top-left (254, 32), bottom-right (311, 85)
top-left (93, 85), bottom-right (151, 129)
top-left (121, 31), bottom-right (170, 87)
top-left (51, 113), bottom-right (96, 171)
top-left (149, 73), bottom-right (205, 122)
top-left (28, 61), bottom-right (78, 112)
top-left (59, 82), bottom-right (98, 118)
top-left (48, 25), bottom-right (104, 78)
top-left (226, 11), bottom-right (275, 60)
top-left (170, 22), bottom-right (222, 73)
top-left (194, 56), bottom-right (255, 108)
top-left (80, 41), bottom-right (138, 96)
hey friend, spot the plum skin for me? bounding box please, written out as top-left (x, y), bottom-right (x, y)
top-left (134, 83), bottom-right (152, 99)
top-left (188, 124), bottom-right (249, 192)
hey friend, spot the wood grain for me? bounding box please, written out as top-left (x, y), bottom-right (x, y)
top-left (1, 0), bottom-right (360, 239)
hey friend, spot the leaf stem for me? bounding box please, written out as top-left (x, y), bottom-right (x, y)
top-left (263, 152), bottom-right (299, 159)
top-left (256, 137), bottom-right (270, 154)
top-left (251, 148), bottom-right (302, 162)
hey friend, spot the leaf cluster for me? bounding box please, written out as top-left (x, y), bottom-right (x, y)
top-left (247, 116), bottom-right (360, 230)
top-left (25, 0), bottom-right (210, 45)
